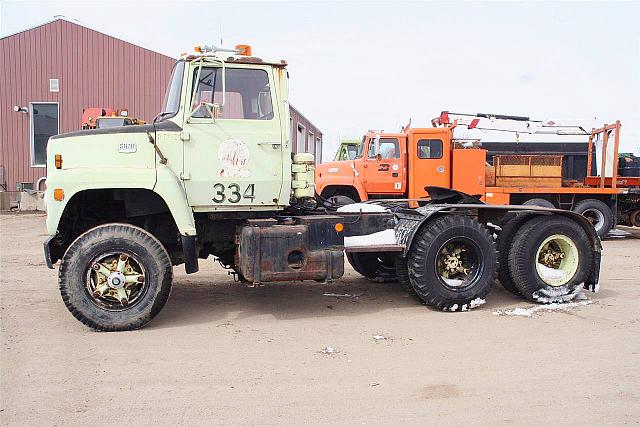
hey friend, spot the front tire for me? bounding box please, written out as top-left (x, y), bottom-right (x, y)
top-left (508, 216), bottom-right (593, 303)
top-left (407, 215), bottom-right (496, 311)
top-left (59, 223), bottom-right (173, 331)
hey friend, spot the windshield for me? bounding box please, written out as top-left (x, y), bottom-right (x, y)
top-left (159, 61), bottom-right (185, 121)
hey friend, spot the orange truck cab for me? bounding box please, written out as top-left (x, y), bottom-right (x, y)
top-left (316, 127), bottom-right (487, 203)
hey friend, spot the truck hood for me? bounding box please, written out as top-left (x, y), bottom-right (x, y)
top-left (316, 160), bottom-right (358, 180)
top-left (49, 120), bottom-right (180, 140)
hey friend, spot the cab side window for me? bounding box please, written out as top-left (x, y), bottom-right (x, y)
top-left (191, 68), bottom-right (274, 120)
top-left (368, 138), bottom-right (400, 159)
top-left (417, 139), bottom-right (443, 159)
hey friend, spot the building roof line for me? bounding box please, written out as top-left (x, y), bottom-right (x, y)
top-left (290, 103), bottom-right (323, 137)
top-left (0, 15), bottom-right (176, 61)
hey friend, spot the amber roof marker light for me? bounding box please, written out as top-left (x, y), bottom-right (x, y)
top-left (235, 44), bottom-right (252, 56)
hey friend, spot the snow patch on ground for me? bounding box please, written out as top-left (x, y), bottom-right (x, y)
top-left (337, 203), bottom-right (388, 213)
top-left (344, 229), bottom-right (397, 247)
top-left (372, 335), bottom-right (387, 341)
top-left (444, 298), bottom-right (486, 312)
top-left (607, 229), bottom-right (631, 238)
top-left (321, 346), bottom-right (338, 354)
top-left (469, 298), bottom-right (486, 309)
top-left (493, 300), bottom-right (594, 317)
top-left (532, 284), bottom-right (583, 303)
top-left (323, 293), bottom-right (353, 298)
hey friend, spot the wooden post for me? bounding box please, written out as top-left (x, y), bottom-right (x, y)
top-left (600, 125), bottom-right (609, 188)
top-left (586, 130), bottom-right (594, 180)
top-left (612, 121), bottom-right (621, 189)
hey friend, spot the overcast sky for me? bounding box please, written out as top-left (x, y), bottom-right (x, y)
top-left (1, 0), bottom-right (639, 157)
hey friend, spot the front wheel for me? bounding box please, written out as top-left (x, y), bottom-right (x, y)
top-left (407, 215), bottom-right (496, 311)
top-left (59, 223), bottom-right (173, 331)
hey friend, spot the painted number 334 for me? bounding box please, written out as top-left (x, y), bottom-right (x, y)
top-left (212, 183), bottom-right (256, 203)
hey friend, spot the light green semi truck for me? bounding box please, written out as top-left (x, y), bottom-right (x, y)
top-left (43, 45), bottom-right (602, 331)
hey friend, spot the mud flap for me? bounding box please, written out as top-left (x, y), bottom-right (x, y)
top-left (181, 234), bottom-right (199, 274)
top-left (584, 250), bottom-right (601, 292)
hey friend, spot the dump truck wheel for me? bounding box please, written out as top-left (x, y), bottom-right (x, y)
top-left (496, 217), bottom-right (529, 296)
top-left (346, 252), bottom-right (397, 282)
top-left (508, 216), bottom-right (593, 303)
top-left (573, 199), bottom-right (613, 238)
top-left (523, 198), bottom-right (555, 208)
top-left (59, 223), bottom-right (172, 331)
top-left (407, 215), bottom-right (496, 311)
top-left (630, 210), bottom-right (640, 227)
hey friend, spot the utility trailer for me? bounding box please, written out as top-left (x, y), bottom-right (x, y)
top-left (43, 45), bottom-right (601, 331)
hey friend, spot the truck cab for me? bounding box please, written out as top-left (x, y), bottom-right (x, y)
top-left (316, 127), bottom-right (487, 202)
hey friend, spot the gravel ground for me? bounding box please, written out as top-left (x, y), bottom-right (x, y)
top-left (1, 212), bottom-right (639, 425)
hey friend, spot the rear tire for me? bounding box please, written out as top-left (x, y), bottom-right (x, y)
top-left (573, 199), bottom-right (613, 238)
top-left (407, 215), bottom-right (496, 311)
top-left (496, 216), bottom-right (531, 296)
top-left (346, 252), bottom-right (397, 282)
top-left (59, 223), bottom-right (173, 331)
top-left (508, 216), bottom-right (593, 303)
top-left (395, 256), bottom-right (418, 298)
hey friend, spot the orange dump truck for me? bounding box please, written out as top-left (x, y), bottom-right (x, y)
top-left (316, 112), bottom-right (639, 238)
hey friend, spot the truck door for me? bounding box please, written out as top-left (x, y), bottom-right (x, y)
top-left (408, 131), bottom-right (451, 199)
top-left (181, 64), bottom-right (284, 210)
top-left (363, 136), bottom-right (405, 194)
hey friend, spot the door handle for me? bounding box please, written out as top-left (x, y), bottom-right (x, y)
top-left (258, 142), bottom-right (282, 146)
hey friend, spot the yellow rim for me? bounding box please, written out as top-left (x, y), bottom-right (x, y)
top-left (534, 234), bottom-right (579, 287)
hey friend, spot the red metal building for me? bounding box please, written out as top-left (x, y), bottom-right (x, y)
top-left (0, 17), bottom-right (175, 193)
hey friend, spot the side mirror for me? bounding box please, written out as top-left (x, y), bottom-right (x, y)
top-left (376, 153), bottom-right (382, 162)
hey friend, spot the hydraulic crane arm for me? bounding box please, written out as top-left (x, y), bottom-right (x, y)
top-left (432, 111), bottom-right (590, 136)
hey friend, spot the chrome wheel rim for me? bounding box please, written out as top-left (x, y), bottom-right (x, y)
top-left (535, 234), bottom-right (579, 286)
top-left (84, 251), bottom-right (148, 311)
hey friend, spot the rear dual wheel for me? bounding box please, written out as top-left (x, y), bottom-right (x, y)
top-left (507, 216), bottom-right (593, 303)
top-left (407, 215), bottom-right (495, 311)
